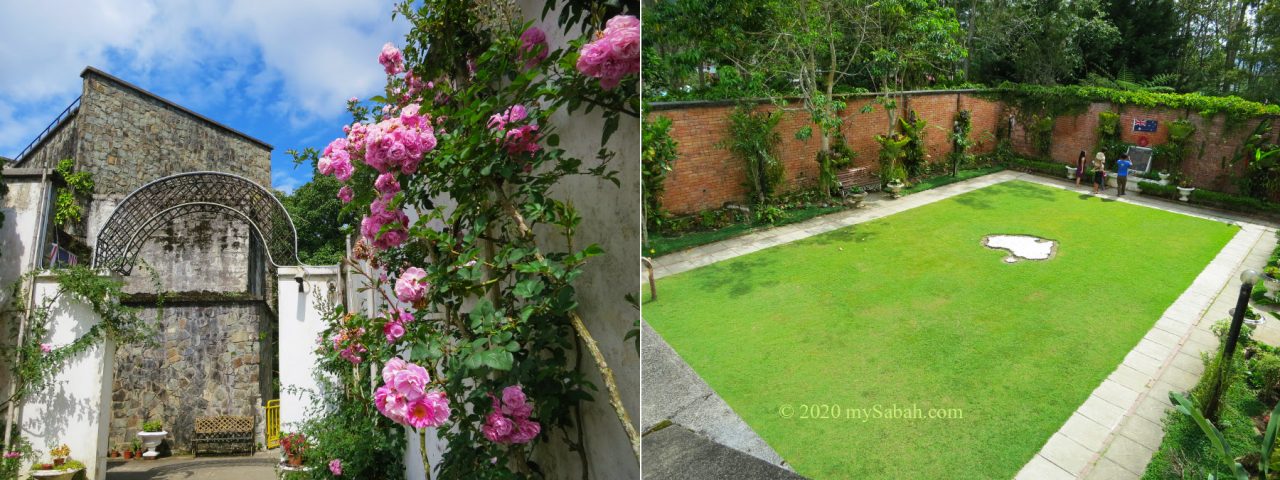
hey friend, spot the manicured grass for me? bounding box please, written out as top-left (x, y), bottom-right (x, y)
top-left (646, 205), bottom-right (844, 257)
top-left (647, 167), bottom-right (1006, 258)
top-left (643, 181), bottom-right (1239, 479)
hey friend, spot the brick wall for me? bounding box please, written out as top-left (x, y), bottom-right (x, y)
top-left (652, 91), bottom-right (1002, 214)
top-left (657, 91), bottom-right (1280, 215)
top-left (1008, 103), bottom-right (1278, 192)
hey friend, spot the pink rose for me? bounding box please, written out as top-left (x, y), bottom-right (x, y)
top-left (329, 459), bottom-right (343, 476)
top-left (379, 42), bottom-right (405, 75)
top-left (337, 186), bottom-right (354, 203)
top-left (374, 172), bottom-right (401, 195)
top-left (395, 267), bottom-right (428, 303)
top-left (406, 391), bottom-right (451, 429)
top-left (40, 343), bottom-right (52, 354)
top-left (520, 27), bottom-right (548, 68)
top-left (383, 318), bottom-right (405, 343)
top-left (482, 411), bottom-right (513, 442)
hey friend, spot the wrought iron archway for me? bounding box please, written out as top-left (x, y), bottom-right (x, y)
top-left (91, 171), bottom-right (302, 275)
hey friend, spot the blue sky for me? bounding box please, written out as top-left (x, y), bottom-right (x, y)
top-left (0, 0), bottom-right (411, 193)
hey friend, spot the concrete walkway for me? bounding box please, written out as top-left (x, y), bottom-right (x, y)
top-left (105, 452), bottom-right (278, 480)
top-left (646, 170), bottom-right (1280, 479)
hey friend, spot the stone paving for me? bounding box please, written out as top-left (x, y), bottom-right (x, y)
top-left (646, 170), bottom-right (1280, 479)
top-left (105, 451), bottom-right (278, 480)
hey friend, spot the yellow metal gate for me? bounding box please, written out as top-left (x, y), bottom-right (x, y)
top-left (265, 399), bottom-right (280, 449)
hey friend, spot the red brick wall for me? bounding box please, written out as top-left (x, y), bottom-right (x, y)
top-left (653, 92), bottom-right (1003, 214)
top-left (1009, 103), bottom-right (1279, 192)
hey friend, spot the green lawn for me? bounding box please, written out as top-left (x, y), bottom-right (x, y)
top-left (642, 180), bottom-right (1239, 479)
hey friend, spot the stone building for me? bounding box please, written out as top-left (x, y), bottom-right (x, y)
top-left (0, 67), bottom-right (279, 452)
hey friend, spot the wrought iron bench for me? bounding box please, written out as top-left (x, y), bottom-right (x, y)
top-left (837, 167), bottom-right (879, 197)
top-left (193, 415), bottom-right (255, 456)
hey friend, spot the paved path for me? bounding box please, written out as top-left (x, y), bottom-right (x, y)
top-left (105, 452), bottom-right (278, 480)
top-left (646, 170), bottom-right (1280, 479)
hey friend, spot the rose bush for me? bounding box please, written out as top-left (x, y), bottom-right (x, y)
top-left (290, 1), bottom-right (638, 478)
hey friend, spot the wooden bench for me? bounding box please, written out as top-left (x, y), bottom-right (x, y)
top-left (836, 167), bottom-right (879, 197)
top-left (193, 415), bottom-right (254, 456)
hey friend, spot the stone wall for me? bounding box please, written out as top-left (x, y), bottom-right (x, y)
top-left (652, 92), bottom-right (1002, 214)
top-left (120, 213), bottom-right (254, 295)
top-left (110, 301), bottom-right (268, 453)
top-left (75, 69), bottom-right (271, 196)
top-left (16, 113), bottom-right (79, 170)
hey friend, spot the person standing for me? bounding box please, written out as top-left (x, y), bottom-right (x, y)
top-left (1115, 153), bottom-right (1133, 196)
top-left (1092, 152), bottom-right (1106, 194)
top-left (1075, 150), bottom-right (1087, 185)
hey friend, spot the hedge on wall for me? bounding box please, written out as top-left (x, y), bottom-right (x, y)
top-left (991, 82), bottom-right (1280, 122)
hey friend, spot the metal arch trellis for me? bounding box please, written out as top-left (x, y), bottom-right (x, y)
top-left (91, 171), bottom-right (303, 275)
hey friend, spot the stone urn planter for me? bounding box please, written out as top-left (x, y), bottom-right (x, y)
top-left (1106, 172), bottom-right (1118, 188)
top-left (1265, 275), bottom-right (1280, 301)
top-left (1158, 171), bottom-right (1171, 185)
top-left (1177, 186), bottom-right (1195, 202)
top-left (845, 190), bottom-right (867, 208)
top-left (885, 180), bottom-right (905, 199)
top-left (137, 431), bottom-right (167, 459)
top-left (1066, 165), bottom-right (1077, 180)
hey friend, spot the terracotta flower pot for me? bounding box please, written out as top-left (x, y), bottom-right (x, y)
top-left (53, 458), bottom-right (64, 466)
top-left (288, 455), bottom-right (303, 467)
top-left (123, 451), bottom-right (133, 460)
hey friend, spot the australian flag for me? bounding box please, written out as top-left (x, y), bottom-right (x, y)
top-left (1133, 119), bottom-right (1158, 133)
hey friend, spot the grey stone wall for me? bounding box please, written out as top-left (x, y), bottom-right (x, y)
top-left (110, 302), bottom-right (268, 453)
top-left (121, 213), bottom-right (253, 295)
top-left (17, 114), bottom-right (78, 170)
top-left (76, 72), bottom-right (271, 196)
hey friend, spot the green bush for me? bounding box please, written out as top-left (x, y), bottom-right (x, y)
top-left (1003, 156), bottom-right (1064, 177)
top-left (643, 114), bottom-right (679, 229)
top-left (1251, 352), bottom-right (1280, 400)
top-left (142, 419), bottom-right (163, 432)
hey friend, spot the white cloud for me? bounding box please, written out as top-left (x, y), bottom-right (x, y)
top-left (271, 169), bottom-right (304, 195)
top-left (0, 0), bottom-right (408, 156)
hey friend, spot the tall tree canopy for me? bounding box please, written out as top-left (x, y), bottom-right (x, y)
top-left (643, 0), bottom-right (1280, 103)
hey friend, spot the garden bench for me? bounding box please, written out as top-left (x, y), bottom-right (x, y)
top-left (836, 166), bottom-right (879, 196)
top-left (193, 415), bottom-right (255, 456)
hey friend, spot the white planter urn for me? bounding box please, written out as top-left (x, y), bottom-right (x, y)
top-left (138, 431), bottom-right (166, 459)
top-left (1266, 275), bottom-right (1280, 300)
top-left (1106, 172), bottom-right (1118, 188)
top-left (1066, 165), bottom-right (1077, 180)
top-left (886, 180), bottom-right (905, 199)
top-left (1177, 186), bottom-right (1195, 202)
top-left (1158, 172), bottom-right (1170, 185)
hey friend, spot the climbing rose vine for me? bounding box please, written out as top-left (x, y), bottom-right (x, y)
top-left (293, 1), bottom-right (639, 478)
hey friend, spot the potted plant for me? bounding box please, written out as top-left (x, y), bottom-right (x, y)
top-left (1176, 179), bottom-right (1195, 202)
top-left (31, 458), bottom-right (83, 479)
top-left (1158, 171), bottom-right (1170, 185)
top-left (1065, 164), bottom-right (1077, 180)
top-left (122, 447), bottom-right (133, 460)
top-left (845, 186), bottom-right (867, 208)
top-left (49, 444), bottom-right (67, 467)
top-left (130, 439), bottom-right (142, 460)
top-left (109, 444), bottom-right (118, 458)
top-left (281, 432), bottom-right (307, 467)
top-left (1264, 266), bottom-right (1280, 300)
top-left (138, 419), bottom-right (166, 459)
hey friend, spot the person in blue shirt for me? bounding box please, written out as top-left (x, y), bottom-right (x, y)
top-left (1116, 153), bottom-right (1133, 196)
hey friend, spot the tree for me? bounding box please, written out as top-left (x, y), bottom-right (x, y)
top-left (276, 168), bottom-right (356, 265)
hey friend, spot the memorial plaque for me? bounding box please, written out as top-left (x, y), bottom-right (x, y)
top-left (1125, 146), bottom-right (1154, 174)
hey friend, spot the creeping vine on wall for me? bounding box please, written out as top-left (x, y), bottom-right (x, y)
top-left (52, 159), bottom-right (94, 228)
top-left (1, 264), bottom-right (163, 447)
top-left (642, 114), bottom-right (677, 230)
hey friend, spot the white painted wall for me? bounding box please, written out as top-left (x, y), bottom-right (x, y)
top-left (19, 274), bottom-right (112, 480)
top-left (276, 265), bottom-right (340, 429)
top-left (0, 177), bottom-right (48, 306)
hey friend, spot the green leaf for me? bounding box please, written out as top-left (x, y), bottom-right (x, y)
top-left (480, 349), bottom-right (514, 370)
top-left (513, 279), bottom-right (544, 299)
top-left (601, 114), bottom-right (620, 146)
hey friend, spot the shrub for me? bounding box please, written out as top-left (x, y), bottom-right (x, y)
top-left (141, 420), bottom-right (163, 433)
top-left (643, 115), bottom-right (678, 229)
top-left (721, 104), bottom-right (784, 205)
